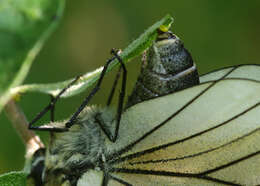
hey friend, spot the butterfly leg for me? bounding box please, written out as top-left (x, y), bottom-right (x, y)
top-left (106, 66), bottom-right (122, 106)
top-left (94, 49), bottom-right (127, 142)
top-left (28, 76), bottom-right (81, 132)
top-left (110, 49), bottom-right (127, 142)
top-left (50, 95), bottom-right (55, 122)
top-left (64, 51), bottom-right (118, 129)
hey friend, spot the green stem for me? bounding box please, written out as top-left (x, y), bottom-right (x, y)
top-left (4, 99), bottom-right (44, 158)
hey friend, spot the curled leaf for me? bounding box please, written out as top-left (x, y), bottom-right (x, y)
top-left (10, 15), bottom-right (174, 98)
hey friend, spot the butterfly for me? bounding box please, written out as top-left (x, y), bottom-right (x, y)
top-left (27, 26), bottom-right (260, 185)
top-left (27, 63), bottom-right (260, 186)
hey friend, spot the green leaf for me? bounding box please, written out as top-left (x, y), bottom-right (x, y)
top-left (0, 0), bottom-right (65, 111)
top-left (10, 15), bottom-right (174, 98)
top-left (0, 171), bottom-right (27, 186)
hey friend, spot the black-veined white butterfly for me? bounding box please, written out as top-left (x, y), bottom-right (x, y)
top-left (25, 21), bottom-right (260, 185)
top-left (27, 62), bottom-right (260, 185)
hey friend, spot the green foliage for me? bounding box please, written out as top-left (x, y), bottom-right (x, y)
top-left (0, 0), bottom-right (65, 111)
top-left (0, 171), bottom-right (27, 186)
top-left (0, 8), bottom-right (173, 112)
top-left (9, 15), bottom-right (174, 99)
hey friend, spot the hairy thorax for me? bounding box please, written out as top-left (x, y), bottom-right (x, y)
top-left (43, 106), bottom-right (114, 185)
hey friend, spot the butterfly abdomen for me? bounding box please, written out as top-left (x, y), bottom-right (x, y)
top-left (127, 32), bottom-right (199, 107)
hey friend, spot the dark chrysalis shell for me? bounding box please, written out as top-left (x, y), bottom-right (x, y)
top-left (126, 31), bottom-right (200, 108)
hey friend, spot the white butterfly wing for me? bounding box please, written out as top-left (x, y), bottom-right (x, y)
top-left (107, 78), bottom-right (260, 185)
top-left (200, 64), bottom-right (260, 83)
top-left (108, 174), bottom-right (218, 186)
top-left (77, 170), bottom-right (103, 186)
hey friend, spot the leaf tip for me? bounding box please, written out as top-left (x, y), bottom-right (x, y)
top-left (159, 14), bottom-right (174, 32)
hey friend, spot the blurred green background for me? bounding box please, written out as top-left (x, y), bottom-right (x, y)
top-left (0, 0), bottom-right (260, 174)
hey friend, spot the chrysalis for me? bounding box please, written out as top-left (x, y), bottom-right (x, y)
top-left (127, 30), bottom-right (199, 108)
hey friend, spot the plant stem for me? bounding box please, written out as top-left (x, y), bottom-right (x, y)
top-left (4, 99), bottom-right (44, 158)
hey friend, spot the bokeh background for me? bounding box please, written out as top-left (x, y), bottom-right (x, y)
top-left (0, 0), bottom-right (260, 174)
